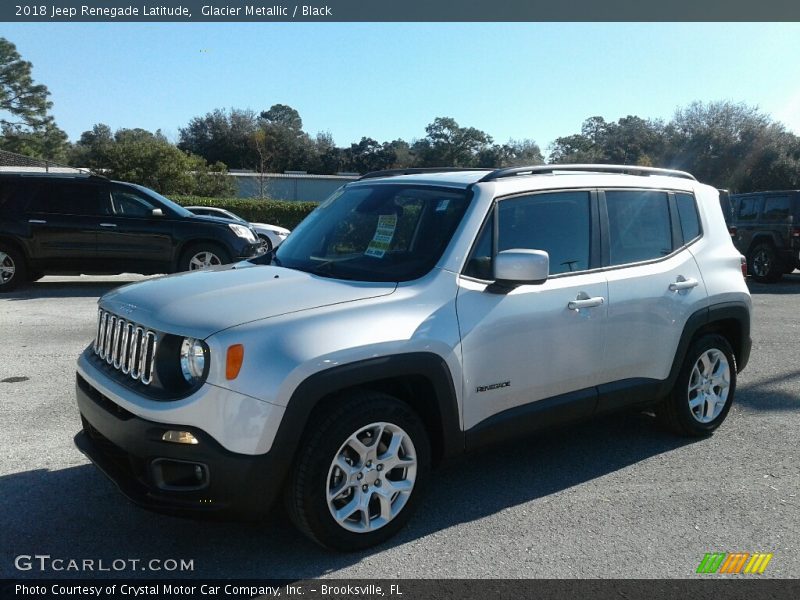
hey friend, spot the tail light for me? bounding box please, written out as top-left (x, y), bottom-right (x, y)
top-left (740, 256), bottom-right (747, 278)
top-left (728, 225), bottom-right (737, 238)
top-left (792, 227), bottom-right (800, 238)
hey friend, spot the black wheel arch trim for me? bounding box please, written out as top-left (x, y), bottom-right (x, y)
top-left (269, 352), bottom-right (463, 488)
top-left (664, 301), bottom-right (751, 393)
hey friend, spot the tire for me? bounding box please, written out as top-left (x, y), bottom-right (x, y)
top-left (287, 390), bottom-right (431, 551)
top-left (178, 243), bottom-right (231, 272)
top-left (747, 243), bottom-right (783, 282)
top-left (257, 235), bottom-right (273, 254)
top-left (657, 334), bottom-right (737, 437)
top-left (0, 243), bottom-right (27, 293)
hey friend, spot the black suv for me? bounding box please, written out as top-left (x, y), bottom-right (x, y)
top-left (728, 190), bottom-right (800, 282)
top-left (0, 172), bottom-right (262, 292)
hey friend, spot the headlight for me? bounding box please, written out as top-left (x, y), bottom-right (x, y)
top-left (229, 223), bottom-right (257, 243)
top-left (180, 338), bottom-right (206, 384)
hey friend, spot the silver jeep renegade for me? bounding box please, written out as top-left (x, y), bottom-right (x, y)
top-left (74, 165), bottom-right (752, 550)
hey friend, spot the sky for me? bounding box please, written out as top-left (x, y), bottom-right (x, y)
top-left (4, 22), bottom-right (800, 154)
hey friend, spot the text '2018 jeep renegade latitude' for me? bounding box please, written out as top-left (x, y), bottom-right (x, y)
top-left (74, 165), bottom-right (752, 550)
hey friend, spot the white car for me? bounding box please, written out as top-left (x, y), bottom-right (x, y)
top-left (75, 165), bottom-right (751, 551)
top-left (185, 206), bottom-right (290, 252)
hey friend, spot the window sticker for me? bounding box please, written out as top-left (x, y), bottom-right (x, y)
top-left (435, 198), bottom-right (450, 212)
top-left (365, 214), bottom-right (398, 258)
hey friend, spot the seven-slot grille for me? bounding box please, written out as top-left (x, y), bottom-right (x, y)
top-left (93, 309), bottom-right (158, 385)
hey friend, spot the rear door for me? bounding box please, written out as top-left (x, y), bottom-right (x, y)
top-left (601, 189), bottom-right (707, 405)
top-left (26, 179), bottom-right (112, 269)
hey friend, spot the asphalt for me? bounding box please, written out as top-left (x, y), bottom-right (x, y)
top-left (0, 273), bottom-right (798, 579)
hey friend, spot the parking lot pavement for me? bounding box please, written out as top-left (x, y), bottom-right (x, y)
top-left (1, 274), bottom-right (798, 579)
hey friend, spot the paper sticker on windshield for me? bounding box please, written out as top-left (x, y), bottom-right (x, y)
top-left (365, 214), bottom-right (397, 258)
top-left (435, 199), bottom-right (450, 212)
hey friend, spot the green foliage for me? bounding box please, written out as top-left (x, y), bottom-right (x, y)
top-left (171, 196), bottom-right (318, 229)
top-left (69, 124), bottom-right (236, 197)
top-left (0, 37), bottom-right (69, 160)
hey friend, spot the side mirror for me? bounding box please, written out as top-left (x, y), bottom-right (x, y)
top-left (492, 249), bottom-right (549, 290)
top-left (151, 208), bottom-right (164, 217)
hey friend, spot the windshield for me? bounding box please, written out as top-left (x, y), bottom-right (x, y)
top-left (129, 183), bottom-right (194, 217)
top-left (274, 184), bottom-right (472, 282)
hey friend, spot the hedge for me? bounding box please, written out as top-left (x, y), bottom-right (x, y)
top-left (171, 195), bottom-right (318, 229)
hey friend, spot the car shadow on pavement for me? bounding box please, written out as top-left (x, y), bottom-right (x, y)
top-left (0, 411), bottom-right (698, 579)
top-left (747, 273), bottom-right (800, 295)
top-left (736, 369), bottom-right (800, 412)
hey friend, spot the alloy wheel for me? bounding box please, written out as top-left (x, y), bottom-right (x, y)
top-left (688, 348), bottom-right (730, 423)
top-left (326, 422), bottom-right (417, 533)
top-left (0, 251), bottom-right (16, 285)
top-left (188, 251), bottom-right (222, 270)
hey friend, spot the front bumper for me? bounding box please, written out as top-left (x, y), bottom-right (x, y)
top-left (74, 374), bottom-right (280, 518)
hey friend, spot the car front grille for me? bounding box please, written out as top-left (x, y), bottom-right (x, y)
top-left (93, 309), bottom-right (158, 385)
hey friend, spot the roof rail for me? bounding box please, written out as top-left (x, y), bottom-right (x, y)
top-left (358, 167), bottom-right (490, 181)
top-left (478, 164), bottom-right (697, 182)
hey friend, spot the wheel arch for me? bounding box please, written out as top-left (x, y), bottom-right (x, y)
top-left (664, 302), bottom-right (751, 395)
top-left (271, 353), bottom-right (463, 486)
top-left (174, 238), bottom-right (234, 271)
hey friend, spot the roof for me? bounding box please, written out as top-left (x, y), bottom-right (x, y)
top-left (351, 165), bottom-right (700, 191)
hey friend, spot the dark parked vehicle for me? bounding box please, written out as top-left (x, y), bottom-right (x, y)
top-left (0, 172), bottom-right (263, 292)
top-left (728, 190), bottom-right (800, 282)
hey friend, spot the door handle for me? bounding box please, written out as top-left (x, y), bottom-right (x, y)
top-left (99, 223), bottom-right (117, 228)
top-left (568, 294), bottom-right (605, 311)
top-left (669, 277), bottom-right (699, 291)
top-left (28, 219), bottom-right (46, 224)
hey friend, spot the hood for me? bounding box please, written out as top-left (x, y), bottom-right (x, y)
top-left (189, 214), bottom-right (241, 226)
top-left (100, 263), bottom-right (397, 339)
top-left (251, 222), bottom-right (291, 234)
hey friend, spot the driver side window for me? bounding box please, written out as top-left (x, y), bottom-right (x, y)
top-left (112, 188), bottom-right (156, 217)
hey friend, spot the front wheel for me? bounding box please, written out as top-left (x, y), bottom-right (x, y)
top-left (657, 334), bottom-right (737, 436)
top-left (257, 234), bottom-right (273, 254)
top-left (179, 243), bottom-right (231, 272)
top-left (287, 391), bottom-right (431, 551)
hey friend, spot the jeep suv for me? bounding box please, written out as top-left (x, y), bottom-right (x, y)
top-left (73, 165), bottom-right (751, 550)
top-left (728, 190), bottom-right (800, 282)
top-left (0, 172), bottom-right (263, 291)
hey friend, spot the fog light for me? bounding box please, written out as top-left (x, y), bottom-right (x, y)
top-left (162, 430), bottom-right (199, 445)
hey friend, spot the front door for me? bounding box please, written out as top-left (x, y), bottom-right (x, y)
top-left (457, 189), bottom-right (608, 434)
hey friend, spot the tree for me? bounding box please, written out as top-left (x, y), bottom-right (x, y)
top-left (178, 108), bottom-right (259, 169)
top-left (0, 37), bottom-right (68, 160)
top-left (342, 137), bottom-right (397, 174)
top-left (412, 117), bottom-right (493, 167)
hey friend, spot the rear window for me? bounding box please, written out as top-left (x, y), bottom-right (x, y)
top-left (0, 180), bottom-right (28, 213)
top-left (676, 193), bottom-right (701, 243)
top-left (606, 190), bottom-right (673, 265)
top-left (763, 196), bottom-right (791, 221)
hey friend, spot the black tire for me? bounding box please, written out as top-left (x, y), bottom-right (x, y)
top-left (747, 243), bottom-right (783, 282)
top-left (258, 234), bottom-right (273, 254)
top-left (657, 334), bottom-right (737, 437)
top-left (0, 243), bottom-right (27, 293)
top-left (178, 242), bottom-right (231, 272)
top-left (287, 390), bottom-right (431, 551)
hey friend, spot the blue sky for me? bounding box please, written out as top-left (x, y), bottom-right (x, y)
top-left (4, 23), bottom-right (800, 153)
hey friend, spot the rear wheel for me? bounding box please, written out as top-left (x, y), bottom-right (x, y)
top-left (748, 243), bottom-right (783, 282)
top-left (657, 334), bottom-right (737, 436)
top-left (0, 244), bottom-right (26, 293)
top-left (179, 243), bottom-right (231, 272)
top-left (287, 391), bottom-right (431, 551)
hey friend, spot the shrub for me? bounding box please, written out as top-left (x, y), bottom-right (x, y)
top-left (171, 195), bottom-right (318, 229)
